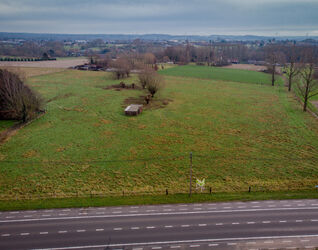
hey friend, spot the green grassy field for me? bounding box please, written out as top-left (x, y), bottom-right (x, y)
top-left (160, 65), bottom-right (283, 85)
top-left (0, 66), bottom-right (318, 201)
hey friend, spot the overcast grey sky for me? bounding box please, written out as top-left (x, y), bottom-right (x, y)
top-left (0, 0), bottom-right (317, 36)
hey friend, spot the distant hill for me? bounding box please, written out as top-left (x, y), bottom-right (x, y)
top-left (0, 32), bottom-right (317, 42)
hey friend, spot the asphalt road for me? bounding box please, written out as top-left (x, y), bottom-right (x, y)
top-left (1, 199), bottom-right (318, 249)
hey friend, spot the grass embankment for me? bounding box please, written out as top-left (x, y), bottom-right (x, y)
top-left (0, 66), bottom-right (318, 204)
top-left (1, 190), bottom-right (318, 211)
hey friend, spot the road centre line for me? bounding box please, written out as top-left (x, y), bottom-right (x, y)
top-left (3, 206), bottom-right (318, 223)
top-left (34, 234), bottom-right (318, 250)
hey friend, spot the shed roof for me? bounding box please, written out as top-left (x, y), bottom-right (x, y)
top-left (125, 104), bottom-right (143, 112)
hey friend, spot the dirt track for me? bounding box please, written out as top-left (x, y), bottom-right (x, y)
top-left (222, 63), bottom-right (266, 71)
top-left (0, 58), bottom-right (88, 68)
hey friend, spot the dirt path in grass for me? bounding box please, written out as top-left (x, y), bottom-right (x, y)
top-left (0, 122), bottom-right (23, 145)
top-left (0, 114), bottom-right (45, 145)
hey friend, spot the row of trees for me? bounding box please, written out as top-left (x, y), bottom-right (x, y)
top-left (265, 45), bottom-right (318, 111)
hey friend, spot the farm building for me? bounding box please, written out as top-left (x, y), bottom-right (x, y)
top-left (125, 104), bottom-right (143, 116)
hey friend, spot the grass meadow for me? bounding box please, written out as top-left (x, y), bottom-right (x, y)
top-left (0, 65), bottom-right (318, 200)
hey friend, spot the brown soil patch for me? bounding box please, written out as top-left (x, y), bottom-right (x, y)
top-left (47, 93), bottom-right (74, 103)
top-left (0, 58), bottom-right (88, 69)
top-left (222, 64), bottom-right (266, 72)
top-left (104, 83), bottom-right (142, 91)
top-left (123, 96), bottom-right (173, 110)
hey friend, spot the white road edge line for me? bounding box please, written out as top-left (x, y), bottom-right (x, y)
top-left (3, 207), bottom-right (318, 223)
top-left (33, 234), bottom-right (318, 250)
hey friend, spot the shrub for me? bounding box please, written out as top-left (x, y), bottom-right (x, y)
top-left (0, 69), bottom-right (43, 122)
top-left (138, 69), bottom-right (165, 97)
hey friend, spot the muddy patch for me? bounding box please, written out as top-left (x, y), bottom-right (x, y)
top-left (123, 96), bottom-right (172, 110)
top-left (104, 82), bottom-right (142, 91)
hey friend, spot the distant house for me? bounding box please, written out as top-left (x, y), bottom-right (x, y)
top-left (125, 104), bottom-right (143, 116)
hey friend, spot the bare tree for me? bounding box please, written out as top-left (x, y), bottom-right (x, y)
top-left (283, 45), bottom-right (300, 91)
top-left (146, 72), bottom-right (165, 97)
top-left (297, 47), bottom-right (318, 112)
top-left (0, 69), bottom-right (43, 122)
top-left (265, 45), bottom-right (286, 86)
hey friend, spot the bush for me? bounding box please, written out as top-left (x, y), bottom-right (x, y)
top-left (138, 69), bottom-right (165, 97)
top-left (0, 69), bottom-right (43, 122)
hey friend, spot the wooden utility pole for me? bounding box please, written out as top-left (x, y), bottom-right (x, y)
top-left (189, 152), bottom-right (193, 197)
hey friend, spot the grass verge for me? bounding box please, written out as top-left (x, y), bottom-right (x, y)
top-left (1, 190), bottom-right (318, 211)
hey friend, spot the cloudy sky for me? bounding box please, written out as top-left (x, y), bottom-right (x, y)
top-left (0, 0), bottom-right (317, 36)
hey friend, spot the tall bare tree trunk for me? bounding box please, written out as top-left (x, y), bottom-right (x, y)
top-left (271, 65), bottom-right (276, 86)
top-left (288, 76), bottom-right (292, 91)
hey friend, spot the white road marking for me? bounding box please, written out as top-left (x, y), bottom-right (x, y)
top-left (296, 220), bottom-right (303, 222)
top-left (311, 204), bottom-right (318, 206)
top-left (247, 242), bottom-right (256, 244)
top-left (238, 206), bottom-right (246, 208)
top-left (96, 212), bottom-right (105, 215)
top-left (247, 222), bottom-right (255, 224)
top-left (224, 207), bottom-right (232, 209)
top-left (189, 245), bottom-right (200, 248)
top-left (311, 219), bottom-right (318, 222)
top-left (301, 239), bottom-right (310, 242)
top-left (264, 240), bottom-right (274, 243)
top-left (181, 225), bottom-right (190, 227)
top-left (24, 215), bottom-right (32, 218)
top-left (4, 207), bottom-right (318, 223)
top-left (112, 211), bottom-right (122, 214)
top-left (170, 246), bottom-right (181, 248)
top-left (179, 204), bottom-right (187, 206)
top-left (40, 232), bottom-right (48, 234)
top-left (232, 222), bottom-right (240, 225)
top-left (131, 207), bottom-right (139, 209)
top-left (279, 220), bottom-right (287, 223)
top-left (147, 226), bottom-right (155, 229)
top-left (62, 209), bottom-right (71, 212)
top-left (58, 231), bottom-right (67, 233)
top-left (152, 247), bottom-right (162, 249)
top-left (297, 204), bottom-right (305, 206)
top-left (97, 208), bottom-right (106, 210)
top-left (216, 223), bottom-right (223, 225)
top-left (165, 225), bottom-right (173, 228)
top-left (164, 209), bottom-right (173, 211)
top-left (268, 205), bottom-right (276, 207)
top-left (198, 224), bottom-right (207, 226)
top-left (262, 221), bottom-right (271, 223)
top-left (132, 248), bottom-right (143, 250)
top-left (1, 234), bottom-right (10, 237)
top-left (208, 244), bottom-right (219, 246)
top-left (10, 211), bottom-right (19, 214)
top-left (227, 243), bottom-right (237, 245)
top-left (6, 216), bottom-right (14, 218)
top-left (251, 202), bottom-right (259, 204)
top-left (20, 233), bottom-right (30, 236)
top-left (305, 246), bottom-right (315, 249)
top-left (77, 230), bottom-right (86, 232)
top-left (194, 204), bottom-right (202, 206)
top-left (131, 227), bottom-right (140, 230)
top-left (42, 214), bottom-right (51, 217)
top-left (114, 228), bottom-right (122, 231)
top-left (179, 208), bottom-right (188, 211)
top-left (146, 210), bottom-right (157, 212)
top-left (96, 229), bottom-right (104, 231)
top-left (32, 234), bottom-right (318, 250)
